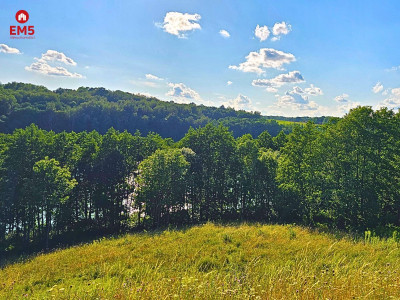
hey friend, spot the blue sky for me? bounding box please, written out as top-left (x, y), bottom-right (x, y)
top-left (1, 0), bottom-right (400, 116)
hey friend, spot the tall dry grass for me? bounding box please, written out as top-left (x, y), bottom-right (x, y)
top-left (1, 223), bottom-right (400, 299)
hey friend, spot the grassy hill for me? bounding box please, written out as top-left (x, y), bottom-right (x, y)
top-left (1, 224), bottom-right (399, 299)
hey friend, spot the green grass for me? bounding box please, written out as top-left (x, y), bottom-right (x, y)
top-left (1, 223), bottom-right (400, 299)
top-left (276, 120), bottom-right (305, 126)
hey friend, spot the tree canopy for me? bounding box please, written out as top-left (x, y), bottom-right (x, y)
top-left (0, 82), bottom-right (329, 140)
top-left (0, 105), bottom-right (399, 256)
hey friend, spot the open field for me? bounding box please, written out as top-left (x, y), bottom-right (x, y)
top-left (1, 224), bottom-right (400, 299)
top-left (275, 120), bottom-right (305, 126)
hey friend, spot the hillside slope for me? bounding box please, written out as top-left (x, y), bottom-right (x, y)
top-left (1, 224), bottom-right (399, 299)
top-left (0, 82), bottom-right (330, 140)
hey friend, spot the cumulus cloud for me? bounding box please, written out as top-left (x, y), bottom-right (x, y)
top-left (331, 93), bottom-right (360, 114)
top-left (272, 22), bottom-right (292, 36)
top-left (25, 61), bottom-right (83, 78)
top-left (158, 12), bottom-right (201, 38)
top-left (223, 94), bottom-right (253, 111)
top-left (275, 84), bottom-right (321, 96)
top-left (219, 29), bottom-right (230, 38)
top-left (372, 82), bottom-right (383, 94)
top-left (376, 88), bottom-right (400, 109)
top-left (304, 84), bottom-right (323, 96)
top-left (0, 44), bottom-right (21, 54)
top-left (254, 25), bottom-right (270, 42)
top-left (167, 83), bottom-right (201, 102)
top-left (229, 48), bottom-right (296, 74)
top-left (270, 84), bottom-right (324, 111)
top-left (275, 90), bottom-right (319, 111)
top-left (267, 87), bottom-right (355, 117)
top-left (145, 74), bottom-right (163, 80)
top-left (334, 93), bottom-right (349, 103)
top-left (227, 81), bottom-right (233, 86)
top-left (338, 101), bottom-right (361, 114)
top-left (39, 50), bottom-right (77, 66)
top-left (252, 71), bottom-right (304, 90)
top-left (392, 88), bottom-right (400, 96)
top-left (269, 22), bottom-right (292, 41)
top-left (266, 87), bottom-right (278, 93)
top-left (25, 50), bottom-right (83, 78)
top-left (138, 92), bottom-right (154, 98)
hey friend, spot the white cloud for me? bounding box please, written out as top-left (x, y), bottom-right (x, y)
top-left (229, 48), bottom-right (296, 74)
top-left (271, 37), bottom-right (280, 42)
top-left (223, 94), bottom-right (253, 111)
top-left (25, 61), bottom-right (83, 78)
top-left (304, 84), bottom-right (323, 96)
top-left (334, 93), bottom-right (349, 103)
top-left (269, 84), bottom-right (324, 112)
top-left (372, 82), bottom-right (383, 94)
top-left (254, 25), bottom-right (270, 42)
top-left (130, 79), bottom-right (158, 87)
top-left (376, 88), bottom-right (400, 109)
top-left (386, 65), bottom-right (400, 72)
top-left (167, 83), bottom-right (201, 102)
top-left (272, 22), bottom-right (292, 36)
top-left (275, 90), bottom-right (319, 111)
top-left (338, 101), bottom-right (361, 114)
top-left (158, 12), bottom-right (201, 38)
top-left (271, 83), bottom-right (323, 97)
top-left (266, 87), bottom-right (278, 93)
top-left (392, 88), bottom-right (400, 96)
top-left (227, 81), bottom-right (232, 86)
top-left (25, 50), bottom-right (83, 78)
top-left (252, 70), bottom-right (304, 89)
top-left (0, 44), bottom-right (21, 54)
top-left (138, 92), bottom-right (154, 98)
top-left (332, 93), bottom-right (361, 114)
top-left (39, 50), bottom-right (77, 66)
top-left (219, 29), bottom-right (230, 38)
top-left (266, 87), bottom-right (356, 117)
top-left (145, 74), bottom-right (163, 80)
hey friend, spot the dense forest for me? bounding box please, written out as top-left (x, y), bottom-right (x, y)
top-left (1, 104), bottom-right (399, 255)
top-left (0, 82), bottom-right (330, 140)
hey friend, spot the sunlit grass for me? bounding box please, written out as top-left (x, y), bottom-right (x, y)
top-left (1, 223), bottom-right (400, 299)
top-left (276, 120), bottom-right (305, 126)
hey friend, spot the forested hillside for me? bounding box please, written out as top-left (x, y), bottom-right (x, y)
top-left (0, 82), bottom-right (329, 140)
top-left (1, 106), bottom-right (399, 256)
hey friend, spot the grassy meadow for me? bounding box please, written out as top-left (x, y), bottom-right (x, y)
top-left (1, 223), bottom-right (400, 299)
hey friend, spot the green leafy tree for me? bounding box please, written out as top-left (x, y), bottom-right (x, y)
top-left (180, 124), bottom-right (236, 221)
top-left (135, 148), bottom-right (189, 227)
top-left (273, 130), bottom-right (288, 150)
top-left (277, 122), bottom-right (320, 224)
top-left (32, 157), bottom-right (76, 249)
top-left (257, 130), bottom-right (274, 149)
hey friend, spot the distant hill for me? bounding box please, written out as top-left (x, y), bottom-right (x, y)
top-left (0, 82), bottom-right (331, 140)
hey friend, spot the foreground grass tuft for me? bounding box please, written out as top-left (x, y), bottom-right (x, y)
top-left (1, 223), bottom-right (400, 299)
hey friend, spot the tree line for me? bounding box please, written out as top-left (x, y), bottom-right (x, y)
top-left (1, 106), bottom-right (399, 255)
top-left (0, 82), bottom-right (330, 140)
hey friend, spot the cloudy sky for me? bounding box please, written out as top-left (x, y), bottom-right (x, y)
top-left (1, 0), bottom-right (400, 116)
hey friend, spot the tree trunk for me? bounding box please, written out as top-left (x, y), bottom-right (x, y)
top-left (46, 210), bottom-right (51, 250)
